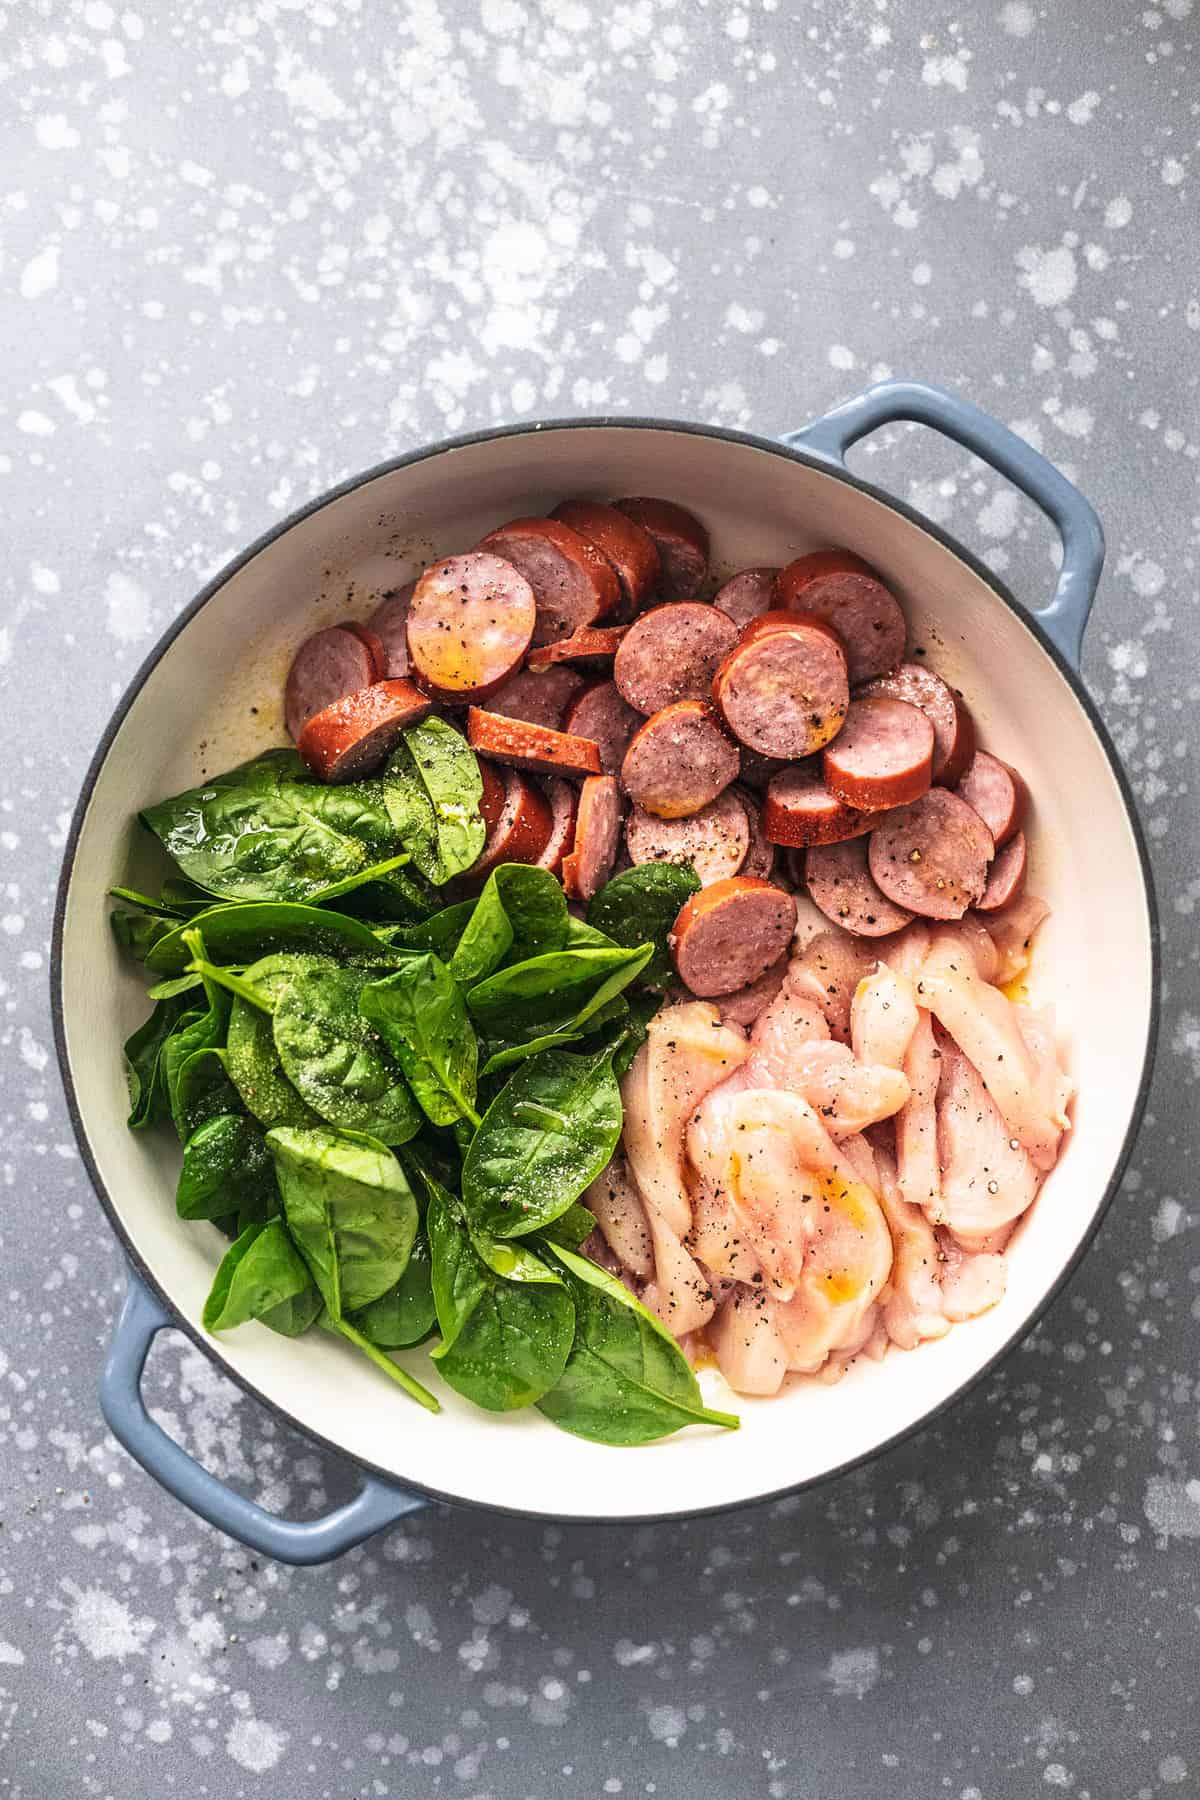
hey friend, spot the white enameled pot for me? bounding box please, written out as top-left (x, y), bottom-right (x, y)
top-left (53, 382), bottom-right (1158, 1562)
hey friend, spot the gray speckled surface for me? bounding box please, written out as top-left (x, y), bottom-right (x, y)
top-left (3, 2), bottom-right (1198, 1794)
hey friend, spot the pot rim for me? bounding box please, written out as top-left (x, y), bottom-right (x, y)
top-left (51, 413), bottom-right (1161, 1526)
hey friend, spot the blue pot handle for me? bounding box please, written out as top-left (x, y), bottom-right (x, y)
top-left (101, 1268), bottom-right (428, 1564)
top-left (782, 379), bottom-right (1104, 670)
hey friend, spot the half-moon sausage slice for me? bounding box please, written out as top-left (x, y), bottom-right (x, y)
top-left (669, 876), bottom-right (798, 998)
top-left (469, 768), bottom-right (555, 879)
top-left (611, 497), bottom-right (709, 597)
top-left (776, 549), bottom-right (906, 683)
top-left (562, 775), bottom-right (624, 902)
top-left (956, 749), bottom-right (1026, 847)
top-left (763, 765), bottom-right (872, 848)
top-left (620, 699), bottom-right (740, 820)
top-left (526, 625), bottom-right (628, 670)
top-left (486, 665), bottom-right (586, 731)
top-left (805, 838), bottom-right (915, 937)
top-left (868, 788), bottom-right (994, 920)
top-left (478, 758), bottom-right (507, 834)
top-left (613, 602), bottom-right (739, 714)
top-left (712, 614), bottom-right (849, 758)
top-left (857, 662), bottom-right (975, 786)
top-left (297, 680), bottom-right (434, 783)
top-left (406, 552), bottom-right (535, 703)
top-left (477, 517), bottom-right (621, 644)
top-left (466, 707), bottom-right (602, 778)
top-left (713, 567), bottom-right (781, 629)
top-left (625, 790), bottom-right (750, 887)
top-left (822, 696), bottom-right (934, 811)
top-left (551, 500), bottom-right (660, 612)
top-left (562, 679), bottom-right (641, 777)
top-left (976, 829), bottom-right (1027, 912)
top-left (285, 625), bottom-right (382, 743)
top-left (367, 583), bottom-right (416, 678)
top-left (535, 777), bottom-right (580, 877)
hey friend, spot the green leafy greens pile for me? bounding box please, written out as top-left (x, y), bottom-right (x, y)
top-left (111, 720), bottom-right (737, 1447)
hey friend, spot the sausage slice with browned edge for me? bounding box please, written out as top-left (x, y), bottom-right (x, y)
top-left (477, 517), bottom-right (621, 645)
top-left (526, 625), bottom-right (628, 670)
top-left (535, 777), bottom-right (580, 877)
top-left (805, 838), bottom-right (915, 937)
top-left (712, 611), bottom-right (849, 759)
top-left (563, 679), bottom-right (641, 777)
top-left (486, 664), bottom-right (586, 731)
top-left (551, 500), bottom-right (661, 613)
top-left (467, 706), bottom-right (602, 778)
top-left (297, 680), bottom-right (434, 783)
top-left (857, 661), bottom-right (975, 786)
top-left (612, 498), bottom-right (709, 597)
top-left (822, 696), bottom-right (934, 811)
top-left (669, 876), bottom-right (798, 998)
top-left (469, 767), bottom-right (555, 880)
top-left (477, 758), bottom-right (507, 835)
top-left (405, 552), bottom-right (535, 704)
top-left (776, 549), bottom-right (906, 684)
top-left (620, 699), bottom-right (740, 819)
top-left (763, 764), bottom-right (872, 848)
top-left (562, 775), bottom-right (624, 902)
top-left (868, 788), bottom-right (994, 920)
top-left (613, 602), bottom-right (739, 714)
top-left (976, 829), bottom-right (1027, 912)
top-left (285, 625), bottom-right (383, 743)
top-left (625, 789), bottom-right (750, 887)
top-left (713, 567), bottom-right (781, 629)
top-left (368, 582), bottom-right (416, 678)
top-left (956, 749), bottom-right (1026, 847)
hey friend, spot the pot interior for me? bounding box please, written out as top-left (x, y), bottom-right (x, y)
top-left (58, 423), bottom-right (1155, 1520)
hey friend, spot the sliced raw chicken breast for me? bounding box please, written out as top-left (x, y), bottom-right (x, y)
top-left (748, 986), bottom-right (910, 1137)
top-left (936, 1039), bottom-right (1039, 1247)
top-left (895, 1009), bottom-right (943, 1218)
top-left (584, 1151), bottom-right (654, 1281)
top-left (851, 962), bottom-right (920, 1070)
top-left (708, 1287), bottom-right (790, 1396)
top-left (874, 1145), bottom-right (952, 1351)
top-left (980, 892), bottom-right (1050, 987)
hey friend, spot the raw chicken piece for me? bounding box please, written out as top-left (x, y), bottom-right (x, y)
top-left (689, 1181), bottom-right (760, 1285)
top-left (818, 1307), bottom-right (889, 1384)
top-left (584, 1152), bottom-right (654, 1281)
top-left (895, 1010), bottom-right (943, 1217)
top-left (748, 987), bottom-right (830, 1075)
top-left (877, 921), bottom-right (931, 985)
top-left (787, 930), bottom-right (877, 1043)
top-left (748, 986), bottom-right (910, 1137)
top-left (937, 1234), bottom-right (1008, 1320)
top-left (851, 962), bottom-right (920, 1070)
top-left (640, 1214), bottom-right (716, 1338)
top-left (980, 893), bottom-right (1050, 987)
top-left (955, 914), bottom-right (1001, 985)
top-left (1015, 1004), bottom-right (1075, 1137)
top-left (839, 1130), bottom-right (880, 1193)
top-left (936, 1039), bottom-right (1039, 1246)
top-left (768, 1168), bottom-right (894, 1374)
top-left (708, 1287), bottom-right (789, 1396)
top-left (688, 1084), bottom-right (823, 1298)
top-left (919, 933), bottom-right (1065, 1171)
top-left (874, 1145), bottom-right (952, 1350)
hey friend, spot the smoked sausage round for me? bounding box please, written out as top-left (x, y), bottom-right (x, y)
top-left (477, 517), bottom-right (621, 644)
top-left (822, 696), bottom-right (934, 811)
top-left (620, 699), bottom-right (740, 820)
top-left (669, 876), bottom-right (798, 998)
top-left (776, 549), bottom-right (906, 683)
top-left (867, 788), bottom-right (994, 919)
top-left (405, 553), bottom-right (535, 703)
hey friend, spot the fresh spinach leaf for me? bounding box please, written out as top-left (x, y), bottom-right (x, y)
top-left (375, 899), bottom-right (478, 958)
top-left (272, 964), bottom-right (421, 1144)
top-left (461, 1040), bottom-right (624, 1239)
top-left (145, 900), bottom-right (388, 976)
top-left (225, 954), bottom-right (332, 1130)
top-left (348, 1233), bottom-right (435, 1348)
top-left (111, 909), bottom-right (174, 963)
top-left (384, 718), bottom-right (486, 886)
top-left (586, 863), bottom-right (701, 990)
top-left (537, 1245), bottom-right (739, 1445)
top-left (202, 1219), bottom-right (321, 1335)
top-left (145, 971), bottom-right (206, 1001)
top-left (173, 1045), bottom-right (244, 1137)
top-left (267, 1125), bottom-right (418, 1316)
top-left (359, 955), bottom-right (480, 1129)
top-left (161, 937), bottom-right (232, 1140)
top-left (122, 995), bottom-right (186, 1130)
top-left (426, 1186), bottom-right (574, 1412)
top-left (471, 945), bottom-right (651, 1071)
top-left (176, 1113), bottom-right (278, 1224)
top-left (305, 852), bottom-right (411, 905)
top-left (449, 864), bottom-right (569, 987)
top-left (109, 886), bottom-right (193, 920)
top-left (536, 1204), bottom-right (597, 1251)
top-left (564, 915), bottom-right (619, 950)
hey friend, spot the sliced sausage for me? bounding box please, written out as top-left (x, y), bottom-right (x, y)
top-left (712, 614), bottom-right (849, 759)
top-left (976, 830), bottom-right (1027, 912)
top-left (551, 499), bottom-right (660, 613)
top-left (405, 552), bottom-right (536, 703)
top-left (776, 549), bottom-right (906, 683)
top-left (669, 877), bottom-right (798, 998)
top-left (857, 661), bottom-right (975, 786)
top-left (562, 775), bottom-right (624, 902)
top-left (613, 602), bottom-right (739, 715)
top-left (526, 625), bottom-right (628, 670)
top-left (762, 764), bottom-right (872, 848)
top-left (486, 665), bottom-right (586, 731)
top-left (625, 790), bottom-right (750, 887)
top-left (535, 777), bottom-right (580, 877)
top-left (713, 567), bottom-right (781, 629)
top-left (477, 517), bottom-right (621, 644)
top-left (466, 707), bottom-right (602, 778)
top-left (562, 680), bottom-right (641, 778)
top-left (822, 696), bottom-right (934, 811)
top-left (714, 955), bottom-right (789, 1028)
top-left (620, 699), bottom-right (740, 820)
top-left (868, 788), bottom-right (994, 920)
top-left (732, 786), bottom-right (776, 882)
top-left (956, 749), bottom-right (1026, 847)
top-left (612, 497), bottom-right (709, 597)
top-left (297, 680), bottom-right (434, 783)
top-left (342, 621), bottom-right (387, 678)
top-left (285, 625), bottom-right (381, 743)
top-left (737, 746), bottom-right (789, 792)
top-left (805, 838), bottom-right (915, 938)
top-left (478, 757), bottom-right (507, 834)
top-left (367, 584), bottom-right (416, 678)
top-left (470, 768), bottom-right (554, 879)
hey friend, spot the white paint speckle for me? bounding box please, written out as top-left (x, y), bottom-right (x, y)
top-left (823, 1646), bottom-right (881, 1698)
top-left (104, 571), bottom-right (152, 642)
top-left (20, 245), bottom-right (60, 299)
top-left (999, 1), bottom-right (1036, 34)
top-left (1104, 195), bottom-right (1133, 229)
top-left (1144, 1476), bottom-right (1200, 1539)
top-left (65, 1584), bottom-right (155, 1661)
top-left (225, 1716), bottom-right (288, 1773)
top-left (1016, 244), bottom-right (1078, 308)
top-left (0, 1641), bottom-right (25, 1665)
